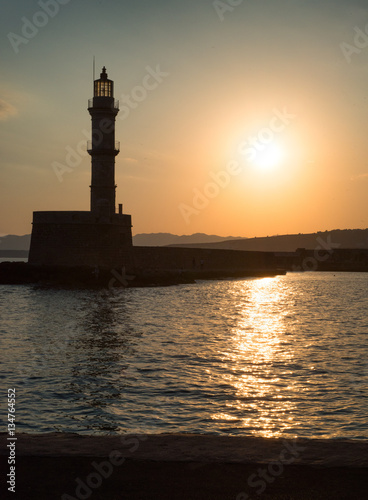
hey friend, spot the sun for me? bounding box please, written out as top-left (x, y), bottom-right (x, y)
top-left (254, 143), bottom-right (284, 171)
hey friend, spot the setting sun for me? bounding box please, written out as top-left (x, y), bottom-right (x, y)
top-left (254, 143), bottom-right (285, 171)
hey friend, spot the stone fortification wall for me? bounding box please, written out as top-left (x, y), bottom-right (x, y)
top-left (28, 211), bottom-right (133, 269)
top-left (132, 246), bottom-right (278, 274)
top-left (31, 211), bottom-right (131, 226)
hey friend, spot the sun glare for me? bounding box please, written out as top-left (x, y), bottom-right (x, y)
top-left (254, 143), bottom-right (284, 171)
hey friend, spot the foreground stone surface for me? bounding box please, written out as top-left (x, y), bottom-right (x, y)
top-left (1, 434), bottom-right (367, 499)
top-left (1, 433), bottom-right (368, 467)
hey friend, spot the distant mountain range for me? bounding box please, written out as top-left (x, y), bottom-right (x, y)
top-left (0, 233), bottom-right (242, 253)
top-left (0, 234), bottom-right (31, 251)
top-left (132, 232), bottom-right (243, 247)
top-left (168, 228), bottom-right (368, 252)
top-left (1, 229), bottom-right (367, 254)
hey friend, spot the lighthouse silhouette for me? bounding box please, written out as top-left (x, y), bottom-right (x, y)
top-left (28, 67), bottom-right (133, 270)
top-left (88, 66), bottom-right (120, 216)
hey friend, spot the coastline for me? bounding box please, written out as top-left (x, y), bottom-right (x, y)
top-left (1, 433), bottom-right (367, 499)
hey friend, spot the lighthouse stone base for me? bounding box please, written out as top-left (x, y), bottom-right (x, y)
top-left (28, 211), bottom-right (133, 270)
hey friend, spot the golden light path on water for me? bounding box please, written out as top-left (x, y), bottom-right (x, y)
top-left (1, 273), bottom-right (367, 437)
top-left (211, 277), bottom-right (300, 438)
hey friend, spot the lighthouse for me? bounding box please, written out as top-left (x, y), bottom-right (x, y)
top-left (88, 67), bottom-right (120, 216)
top-left (28, 67), bottom-right (133, 270)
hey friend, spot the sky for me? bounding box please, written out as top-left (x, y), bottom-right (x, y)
top-left (1, 0), bottom-right (368, 238)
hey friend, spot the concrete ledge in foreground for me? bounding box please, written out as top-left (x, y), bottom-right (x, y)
top-left (1, 433), bottom-right (368, 468)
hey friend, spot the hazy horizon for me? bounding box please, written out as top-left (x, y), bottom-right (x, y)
top-left (1, 226), bottom-right (367, 242)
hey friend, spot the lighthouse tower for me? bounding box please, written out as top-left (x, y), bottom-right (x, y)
top-left (28, 67), bottom-right (133, 270)
top-left (88, 67), bottom-right (119, 216)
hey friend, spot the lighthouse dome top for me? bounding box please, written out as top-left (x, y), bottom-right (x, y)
top-left (94, 66), bottom-right (114, 98)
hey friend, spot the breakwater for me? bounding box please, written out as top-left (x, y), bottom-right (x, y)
top-left (1, 246), bottom-right (367, 287)
top-left (0, 247), bottom-right (285, 287)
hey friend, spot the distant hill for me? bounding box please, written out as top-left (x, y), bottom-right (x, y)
top-left (1, 229), bottom-right (368, 254)
top-left (0, 232), bottom-right (242, 252)
top-left (169, 229), bottom-right (368, 252)
top-left (132, 232), bottom-right (243, 247)
top-left (0, 234), bottom-right (31, 251)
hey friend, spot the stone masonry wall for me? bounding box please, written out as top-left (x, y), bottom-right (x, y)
top-left (29, 212), bottom-right (133, 269)
top-left (132, 246), bottom-right (278, 273)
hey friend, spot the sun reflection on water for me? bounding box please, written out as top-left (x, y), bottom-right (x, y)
top-left (213, 277), bottom-right (300, 438)
top-left (1, 273), bottom-right (367, 437)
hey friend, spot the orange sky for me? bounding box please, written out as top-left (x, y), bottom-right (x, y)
top-left (1, 0), bottom-right (368, 237)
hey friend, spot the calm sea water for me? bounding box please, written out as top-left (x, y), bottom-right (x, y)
top-left (1, 272), bottom-right (367, 439)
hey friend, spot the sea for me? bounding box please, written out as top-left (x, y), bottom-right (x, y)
top-left (1, 271), bottom-right (367, 439)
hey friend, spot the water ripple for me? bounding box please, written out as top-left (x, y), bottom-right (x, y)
top-left (0, 272), bottom-right (367, 438)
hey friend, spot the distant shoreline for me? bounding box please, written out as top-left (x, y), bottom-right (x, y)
top-left (1, 227), bottom-right (368, 253)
